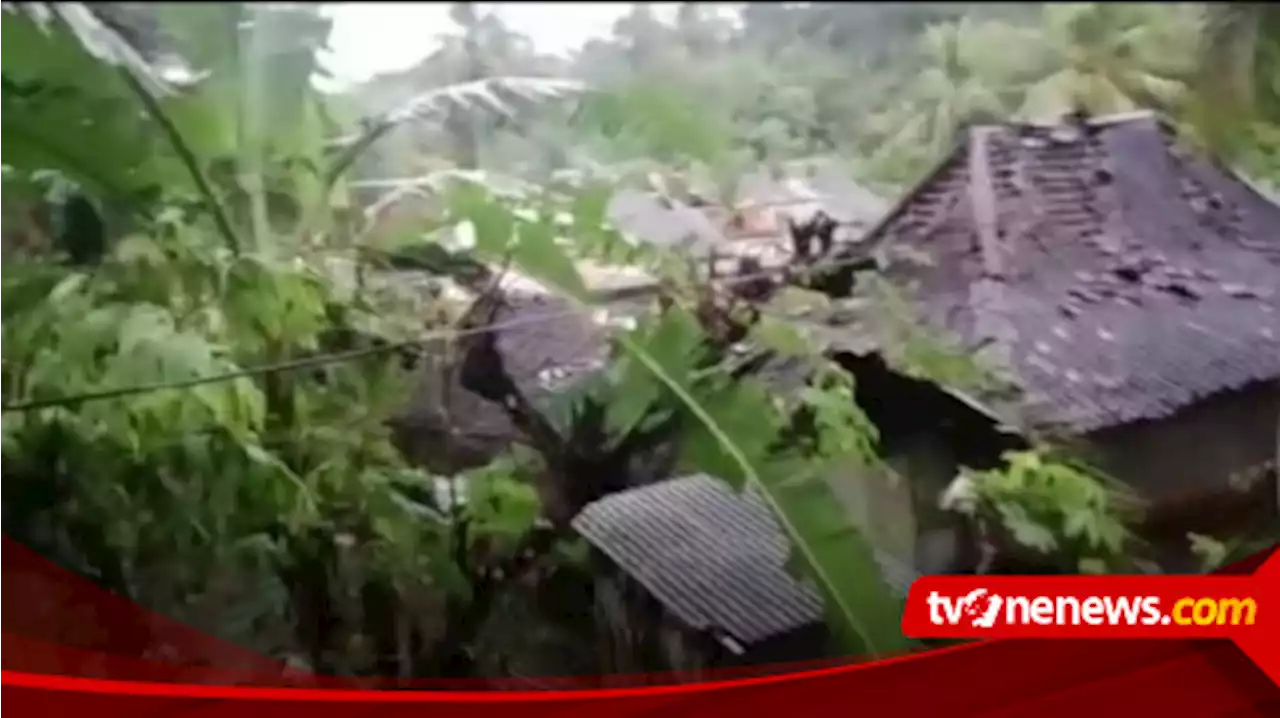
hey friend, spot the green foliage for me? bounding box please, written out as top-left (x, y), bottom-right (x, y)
top-left (460, 454), bottom-right (542, 551)
top-left (1, 10), bottom-right (181, 205)
top-left (327, 2), bottom-right (1280, 196)
top-left (612, 311), bottom-right (908, 656)
top-left (1192, 4), bottom-right (1280, 162)
top-left (945, 450), bottom-right (1139, 572)
top-left (423, 179), bottom-right (911, 655)
top-left (1187, 532), bottom-right (1231, 573)
top-left (865, 277), bottom-right (1006, 395)
top-left (577, 80), bottom-right (734, 168)
top-left (0, 2), bottom-right (581, 673)
top-left (2, 1), bottom-right (916, 671)
top-left (389, 2), bottom-right (1267, 194)
top-left (7, 0), bottom-right (1269, 677)
top-left (0, 207), bottom-right (451, 654)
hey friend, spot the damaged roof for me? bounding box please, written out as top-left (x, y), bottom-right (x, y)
top-left (605, 169), bottom-right (887, 272)
top-left (392, 288), bottom-right (857, 475)
top-left (735, 162), bottom-right (890, 232)
top-left (571, 473), bottom-right (918, 647)
top-left (861, 111), bottom-right (1280, 433)
top-left (393, 292), bottom-right (619, 473)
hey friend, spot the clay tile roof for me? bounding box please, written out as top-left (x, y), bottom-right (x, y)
top-left (863, 111), bottom-right (1280, 432)
top-left (571, 474), bottom-right (917, 646)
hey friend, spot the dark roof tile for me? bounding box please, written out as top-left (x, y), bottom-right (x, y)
top-left (395, 293), bottom-right (613, 471)
top-left (868, 112), bottom-right (1280, 432)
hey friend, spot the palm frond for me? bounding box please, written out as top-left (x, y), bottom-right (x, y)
top-left (355, 168), bottom-right (534, 229)
top-left (391, 79), bottom-right (502, 123)
top-left (1191, 3), bottom-right (1272, 157)
top-left (324, 76), bottom-right (589, 191)
top-left (334, 77), bottom-right (589, 147)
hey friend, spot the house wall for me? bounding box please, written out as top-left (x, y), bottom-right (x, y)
top-left (656, 623), bottom-right (710, 682)
top-left (1081, 381), bottom-right (1280, 567)
top-left (827, 353), bottom-right (1024, 574)
top-left (649, 617), bottom-right (835, 681)
top-left (593, 568), bottom-right (660, 684)
top-left (836, 366), bottom-right (1280, 573)
top-left (716, 625), bottom-right (836, 669)
top-left (1085, 382), bottom-right (1279, 500)
top-left (592, 559), bottom-right (727, 684)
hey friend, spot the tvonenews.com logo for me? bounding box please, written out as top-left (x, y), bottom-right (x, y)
top-left (926, 589), bottom-right (1259, 629)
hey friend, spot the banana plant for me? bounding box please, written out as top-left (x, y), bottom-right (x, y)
top-left (5, 1), bottom-right (911, 663)
top-left (440, 176), bottom-right (912, 658)
top-left (3, 3), bottom-right (589, 257)
top-left (1, 4), bottom-right (185, 203)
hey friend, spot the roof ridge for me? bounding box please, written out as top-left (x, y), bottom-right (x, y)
top-left (971, 110), bottom-right (1159, 135)
top-left (854, 112), bottom-right (1163, 254)
top-left (863, 110), bottom-right (1172, 255)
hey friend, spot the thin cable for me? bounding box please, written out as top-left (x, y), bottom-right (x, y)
top-left (0, 309), bottom-right (583, 413)
top-left (1, 248), bottom-right (875, 414)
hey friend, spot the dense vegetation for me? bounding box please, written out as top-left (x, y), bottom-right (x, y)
top-left (2, 2), bottom-right (1277, 681)
top-left (349, 3), bottom-right (1278, 194)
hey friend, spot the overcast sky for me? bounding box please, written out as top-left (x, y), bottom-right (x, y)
top-left (321, 3), bottom-right (682, 86)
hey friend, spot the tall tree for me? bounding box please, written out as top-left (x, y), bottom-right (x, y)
top-left (1193, 3), bottom-right (1280, 165)
top-left (1013, 4), bottom-right (1198, 120)
top-left (860, 18), bottom-right (1018, 185)
top-left (611, 4), bottom-right (669, 72)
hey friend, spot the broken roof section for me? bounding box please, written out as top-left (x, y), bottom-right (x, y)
top-left (603, 167), bottom-right (889, 280)
top-left (604, 164), bottom-right (889, 243)
top-left (572, 474), bottom-right (918, 648)
top-left (375, 164), bottom-right (889, 301)
top-left (860, 111), bottom-right (1280, 433)
top-left (735, 161), bottom-right (891, 234)
top-left (393, 292), bottom-right (620, 473)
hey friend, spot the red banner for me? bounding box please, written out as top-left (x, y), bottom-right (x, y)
top-left (3, 536), bottom-right (1278, 716)
top-left (903, 575), bottom-right (1263, 639)
top-left (902, 555), bottom-right (1280, 688)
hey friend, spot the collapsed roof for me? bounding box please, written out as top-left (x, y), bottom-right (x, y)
top-left (391, 292), bottom-right (627, 474)
top-left (605, 168), bottom-right (888, 278)
top-left (859, 111), bottom-right (1280, 433)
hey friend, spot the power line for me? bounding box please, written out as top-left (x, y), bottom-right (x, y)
top-left (1, 248), bottom-right (876, 414)
top-left (0, 309), bottom-right (583, 414)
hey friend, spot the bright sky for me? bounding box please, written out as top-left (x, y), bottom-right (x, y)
top-left (321, 3), bottom-right (682, 86)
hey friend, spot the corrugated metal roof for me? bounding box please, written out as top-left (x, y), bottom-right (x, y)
top-left (572, 474), bottom-right (917, 646)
